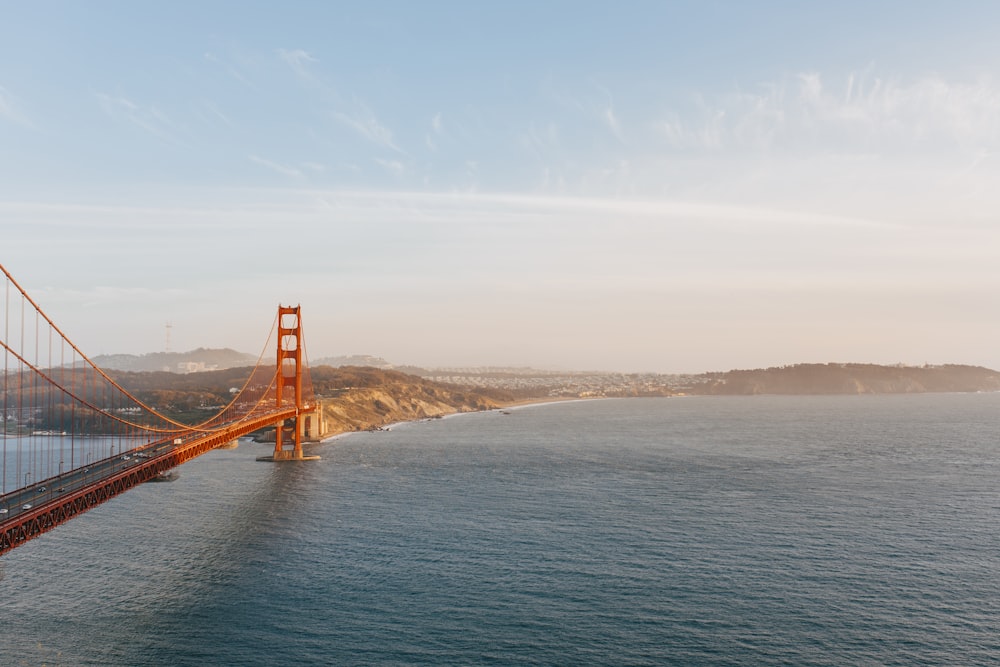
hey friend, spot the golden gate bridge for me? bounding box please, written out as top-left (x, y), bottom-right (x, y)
top-left (0, 264), bottom-right (319, 555)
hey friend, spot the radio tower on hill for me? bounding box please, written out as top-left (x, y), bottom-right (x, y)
top-left (165, 322), bottom-right (172, 353)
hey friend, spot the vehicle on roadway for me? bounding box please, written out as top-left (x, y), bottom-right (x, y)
top-left (21, 503), bottom-right (31, 510)
top-left (0, 507), bottom-right (8, 514)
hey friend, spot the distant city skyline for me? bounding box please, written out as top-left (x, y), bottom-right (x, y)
top-left (4, 2), bottom-right (1000, 373)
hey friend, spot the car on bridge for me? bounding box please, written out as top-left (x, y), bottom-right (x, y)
top-left (21, 503), bottom-right (31, 510)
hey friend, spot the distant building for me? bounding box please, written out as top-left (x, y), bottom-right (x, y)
top-left (176, 361), bottom-right (219, 374)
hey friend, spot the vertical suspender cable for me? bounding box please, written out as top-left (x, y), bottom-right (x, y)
top-left (17, 290), bottom-right (24, 490)
top-left (35, 308), bottom-right (42, 482)
top-left (2, 277), bottom-right (7, 495)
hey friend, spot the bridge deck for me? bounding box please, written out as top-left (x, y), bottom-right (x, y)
top-left (0, 409), bottom-right (296, 555)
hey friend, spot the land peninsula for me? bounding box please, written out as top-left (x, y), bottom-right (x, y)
top-left (107, 359), bottom-right (1000, 440)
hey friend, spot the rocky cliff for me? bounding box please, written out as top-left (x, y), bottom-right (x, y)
top-left (309, 366), bottom-right (509, 437)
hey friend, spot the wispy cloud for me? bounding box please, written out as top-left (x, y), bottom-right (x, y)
top-left (426, 112), bottom-right (444, 150)
top-left (0, 84), bottom-right (33, 127)
top-left (277, 48), bottom-right (318, 77)
top-left (594, 83), bottom-right (624, 143)
top-left (655, 71), bottom-right (1000, 156)
top-left (335, 101), bottom-right (403, 152)
top-left (375, 158), bottom-right (405, 174)
top-left (519, 121), bottom-right (560, 160)
top-left (204, 52), bottom-right (257, 90)
top-left (200, 100), bottom-right (234, 128)
top-left (543, 79), bottom-right (627, 142)
top-left (249, 155), bottom-right (303, 177)
top-left (95, 92), bottom-right (180, 143)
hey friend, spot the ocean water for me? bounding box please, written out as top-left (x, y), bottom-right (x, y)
top-left (2, 394), bottom-right (999, 666)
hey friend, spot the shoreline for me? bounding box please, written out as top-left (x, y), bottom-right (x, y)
top-left (500, 396), bottom-right (606, 410)
top-left (315, 396), bottom-right (600, 444)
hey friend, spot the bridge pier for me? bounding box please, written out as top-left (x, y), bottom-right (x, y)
top-left (256, 417), bottom-right (320, 462)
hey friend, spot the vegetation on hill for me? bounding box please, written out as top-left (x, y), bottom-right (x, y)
top-left (109, 365), bottom-right (514, 433)
top-left (694, 363), bottom-right (1000, 395)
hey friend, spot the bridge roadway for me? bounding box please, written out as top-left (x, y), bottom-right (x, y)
top-left (0, 407), bottom-right (298, 555)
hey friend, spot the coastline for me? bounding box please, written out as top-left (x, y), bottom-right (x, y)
top-left (316, 395), bottom-right (600, 444)
top-left (500, 396), bottom-right (606, 410)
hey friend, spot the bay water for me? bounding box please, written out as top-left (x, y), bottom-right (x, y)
top-left (2, 394), bottom-right (999, 665)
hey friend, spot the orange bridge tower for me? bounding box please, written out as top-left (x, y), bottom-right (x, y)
top-left (261, 305), bottom-right (319, 462)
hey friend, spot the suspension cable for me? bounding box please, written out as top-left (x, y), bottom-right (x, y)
top-left (0, 263), bottom-right (280, 434)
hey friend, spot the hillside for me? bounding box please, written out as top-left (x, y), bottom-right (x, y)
top-left (695, 363), bottom-right (1000, 395)
top-left (308, 366), bottom-right (511, 435)
top-left (110, 365), bottom-right (514, 436)
top-left (94, 348), bottom-right (256, 373)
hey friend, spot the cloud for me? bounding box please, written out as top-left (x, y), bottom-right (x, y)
top-left (334, 102), bottom-right (402, 152)
top-left (543, 79), bottom-right (627, 142)
top-left (277, 48), bottom-right (318, 77)
top-left (204, 52), bottom-right (257, 90)
top-left (426, 112), bottom-right (444, 150)
top-left (249, 155), bottom-right (303, 177)
top-left (595, 82), bottom-right (624, 142)
top-left (603, 106), bottom-right (623, 141)
top-left (655, 71), bottom-right (1000, 156)
top-left (519, 121), bottom-right (560, 160)
top-left (375, 158), bottom-right (405, 174)
top-left (201, 101), bottom-right (234, 128)
top-left (95, 92), bottom-right (179, 143)
top-left (0, 84), bottom-right (32, 127)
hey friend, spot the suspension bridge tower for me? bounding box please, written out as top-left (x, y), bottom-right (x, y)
top-left (258, 305), bottom-right (320, 462)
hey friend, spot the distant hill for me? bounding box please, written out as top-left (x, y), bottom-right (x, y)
top-left (696, 363), bottom-right (1000, 395)
top-left (92, 348), bottom-right (257, 373)
top-left (93, 351), bottom-right (1000, 399)
top-left (311, 354), bottom-right (394, 369)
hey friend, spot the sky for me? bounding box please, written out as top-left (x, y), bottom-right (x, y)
top-left (3, 1), bottom-right (1000, 373)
